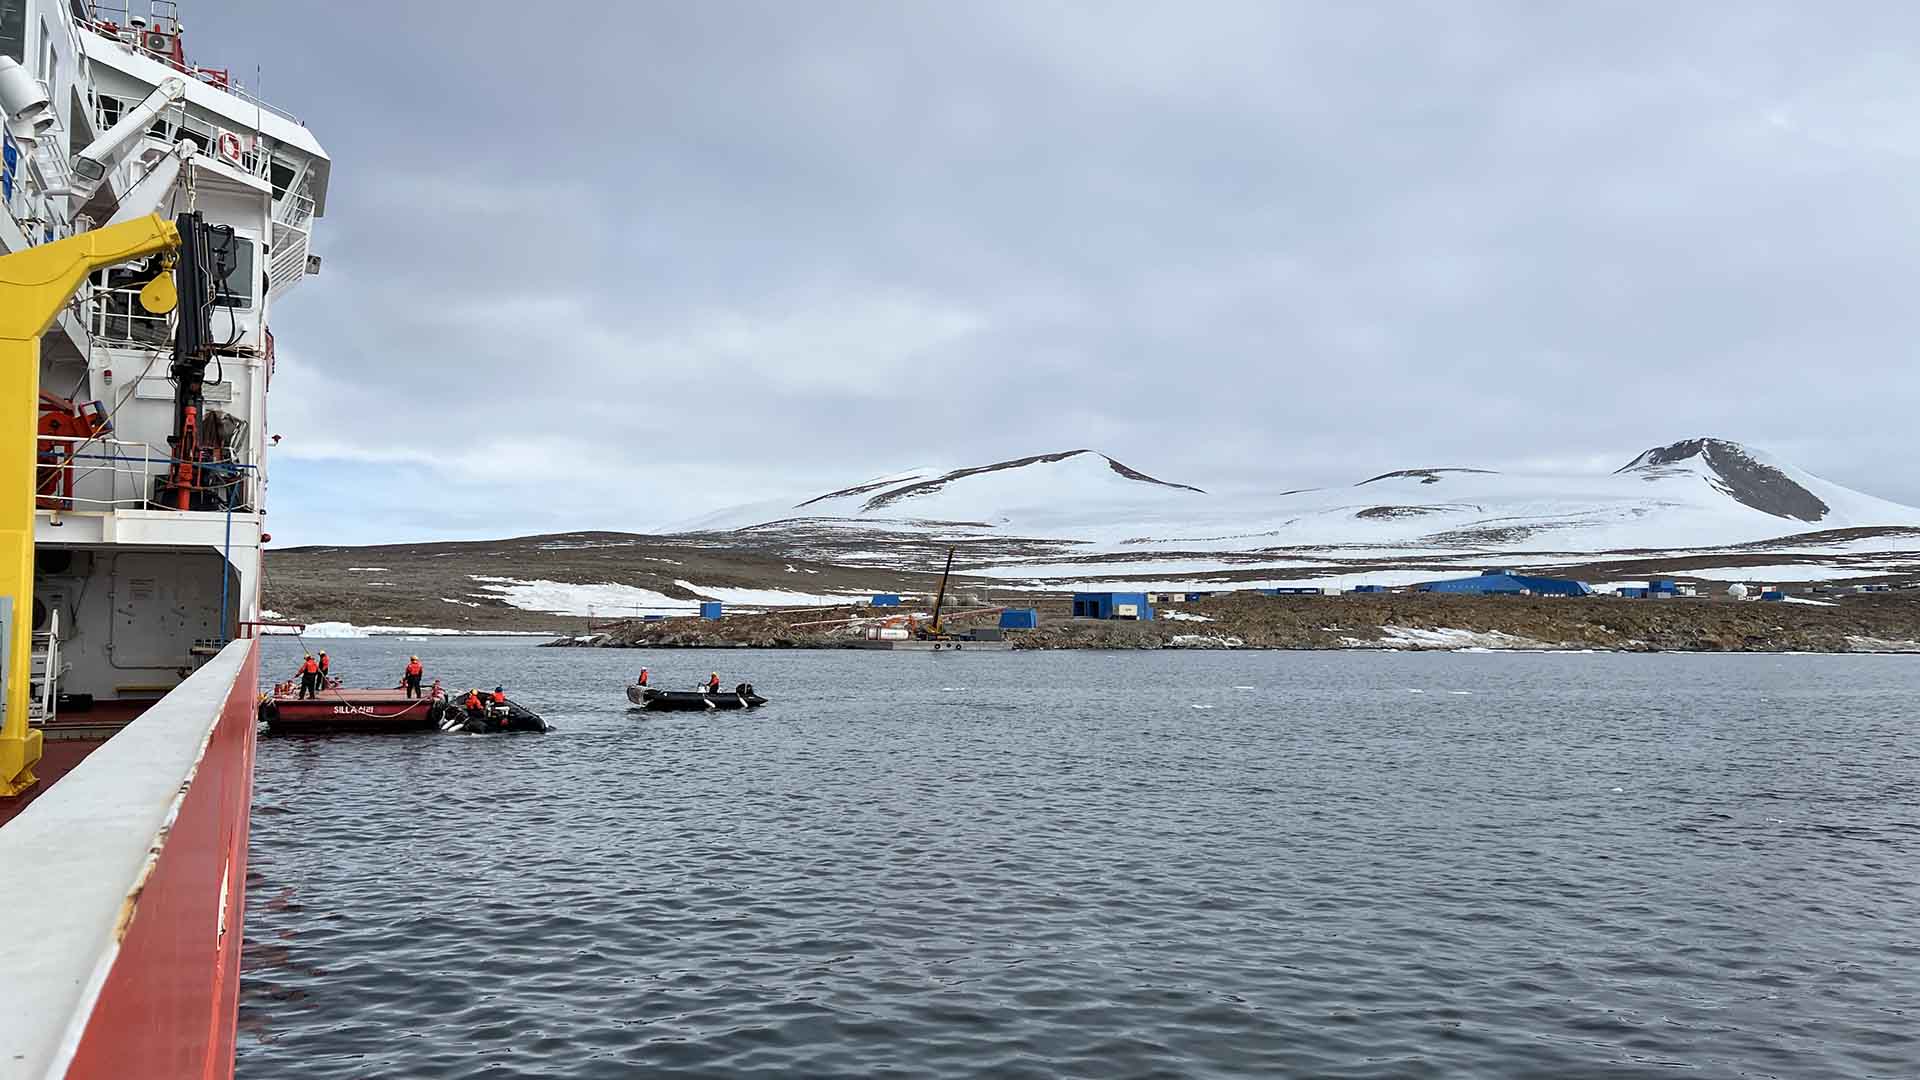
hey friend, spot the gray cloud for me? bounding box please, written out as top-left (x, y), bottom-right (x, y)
top-left (188, 1), bottom-right (1920, 544)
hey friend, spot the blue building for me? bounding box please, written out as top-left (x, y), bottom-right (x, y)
top-left (1071, 592), bottom-right (1154, 620)
top-left (999, 608), bottom-right (1039, 630)
top-left (699, 601), bottom-right (723, 620)
top-left (1262, 587), bottom-right (1325, 596)
top-left (1417, 570), bottom-right (1592, 597)
top-left (870, 593), bottom-right (901, 607)
top-left (1349, 585), bottom-right (1390, 594)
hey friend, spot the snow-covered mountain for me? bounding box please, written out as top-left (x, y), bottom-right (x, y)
top-left (652, 438), bottom-right (1920, 588)
top-left (677, 440), bottom-right (1915, 547)
top-left (260, 439), bottom-right (1920, 629)
top-left (673, 450), bottom-right (1207, 534)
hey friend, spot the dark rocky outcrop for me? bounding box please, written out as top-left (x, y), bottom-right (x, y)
top-left (1618, 438), bottom-right (1829, 522)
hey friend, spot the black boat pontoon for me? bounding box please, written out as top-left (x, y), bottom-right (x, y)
top-left (627, 683), bottom-right (767, 712)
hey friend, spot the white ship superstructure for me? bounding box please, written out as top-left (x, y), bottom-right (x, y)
top-left (13, 0), bottom-right (328, 722)
top-left (0, 5), bottom-right (332, 1075)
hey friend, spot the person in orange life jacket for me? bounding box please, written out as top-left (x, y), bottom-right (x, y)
top-left (316, 651), bottom-right (330, 686)
top-left (491, 687), bottom-right (509, 727)
top-left (402, 656), bottom-right (424, 698)
top-left (636, 668), bottom-right (649, 687)
top-left (706, 672), bottom-right (721, 694)
top-left (297, 653), bottom-right (319, 699)
top-left (462, 688), bottom-right (483, 716)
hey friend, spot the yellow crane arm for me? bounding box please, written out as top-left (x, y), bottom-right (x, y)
top-left (1, 214), bottom-right (181, 796)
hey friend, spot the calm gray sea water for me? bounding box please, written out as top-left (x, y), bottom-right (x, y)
top-left (240, 638), bottom-right (1920, 1079)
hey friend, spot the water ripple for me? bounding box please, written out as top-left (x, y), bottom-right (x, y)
top-left (241, 643), bottom-right (1920, 1078)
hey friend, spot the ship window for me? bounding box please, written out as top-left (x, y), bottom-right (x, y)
top-left (0, 1), bottom-right (22, 64)
top-left (212, 235), bottom-right (254, 310)
top-left (269, 157), bottom-right (296, 197)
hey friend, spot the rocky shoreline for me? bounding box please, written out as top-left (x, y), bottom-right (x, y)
top-left (544, 593), bottom-right (1920, 654)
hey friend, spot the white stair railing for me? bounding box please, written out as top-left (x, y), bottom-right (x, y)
top-left (28, 608), bottom-right (59, 724)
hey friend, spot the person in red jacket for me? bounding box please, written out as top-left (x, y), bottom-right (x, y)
top-left (316, 651), bottom-right (331, 688)
top-left (402, 656), bottom-right (424, 698)
top-left (706, 672), bottom-right (721, 694)
top-left (462, 688), bottom-right (483, 717)
top-left (637, 667), bottom-right (649, 687)
top-left (297, 654), bottom-right (319, 699)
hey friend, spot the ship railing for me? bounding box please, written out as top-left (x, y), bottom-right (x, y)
top-left (36, 435), bottom-right (257, 515)
top-left (276, 186), bottom-right (316, 229)
top-left (2, 80), bottom-right (82, 251)
top-left (87, 282), bottom-right (175, 346)
top-left (92, 95), bottom-right (273, 184)
top-left (80, 3), bottom-right (305, 126)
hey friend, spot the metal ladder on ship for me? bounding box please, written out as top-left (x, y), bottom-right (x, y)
top-left (26, 607), bottom-right (59, 725)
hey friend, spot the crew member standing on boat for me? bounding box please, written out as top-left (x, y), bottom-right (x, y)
top-left (637, 668), bottom-right (649, 687)
top-left (463, 688), bottom-right (483, 717)
top-left (297, 653), bottom-right (319, 699)
top-left (706, 672), bottom-right (721, 694)
top-left (403, 656), bottom-right (424, 698)
top-left (316, 651), bottom-right (330, 686)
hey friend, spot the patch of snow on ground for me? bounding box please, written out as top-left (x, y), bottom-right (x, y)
top-left (1167, 633), bottom-right (1245, 648)
top-left (465, 576), bottom-right (876, 616)
top-left (346, 567), bottom-right (388, 572)
top-left (672, 581), bottom-right (874, 608)
top-left (471, 576), bottom-right (693, 616)
top-left (440, 597), bottom-right (482, 607)
top-left (268, 621), bottom-right (547, 638)
top-left (1679, 565), bottom-right (1881, 582)
top-left (1359, 626), bottom-right (1557, 651)
top-left (1161, 611), bottom-right (1214, 622)
top-left (999, 570), bottom-right (1444, 593)
top-left (1780, 596), bottom-right (1837, 606)
top-left (1847, 635), bottom-right (1920, 652)
top-left (260, 609), bottom-right (282, 619)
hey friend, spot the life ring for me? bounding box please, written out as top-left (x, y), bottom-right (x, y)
top-left (216, 131), bottom-right (244, 163)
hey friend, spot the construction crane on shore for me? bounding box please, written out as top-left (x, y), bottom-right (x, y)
top-left (914, 547), bottom-right (957, 641)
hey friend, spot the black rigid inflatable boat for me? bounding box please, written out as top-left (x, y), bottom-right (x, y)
top-left (627, 683), bottom-right (767, 712)
top-left (435, 697), bottom-right (550, 733)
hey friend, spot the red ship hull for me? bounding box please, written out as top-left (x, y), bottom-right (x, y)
top-left (1, 638), bottom-right (260, 1080)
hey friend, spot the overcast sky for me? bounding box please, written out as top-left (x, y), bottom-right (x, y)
top-left (190, 2), bottom-right (1920, 547)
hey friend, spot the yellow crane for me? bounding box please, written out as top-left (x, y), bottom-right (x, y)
top-left (0, 215), bottom-right (181, 796)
